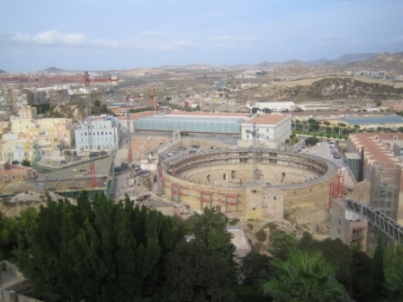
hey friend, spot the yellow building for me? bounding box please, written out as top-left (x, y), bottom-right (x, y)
top-left (1, 107), bottom-right (73, 163)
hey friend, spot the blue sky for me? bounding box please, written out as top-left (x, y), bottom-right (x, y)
top-left (1, 0), bottom-right (402, 73)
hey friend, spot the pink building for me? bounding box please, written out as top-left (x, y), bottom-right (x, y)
top-left (0, 160), bottom-right (38, 182)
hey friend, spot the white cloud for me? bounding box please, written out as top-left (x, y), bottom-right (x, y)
top-left (3, 30), bottom-right (87, 46)
top-left (0, 29), bottom-right (198, 52)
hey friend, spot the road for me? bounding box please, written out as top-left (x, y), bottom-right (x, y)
top-left (299, 140), bottom-right (356, 190)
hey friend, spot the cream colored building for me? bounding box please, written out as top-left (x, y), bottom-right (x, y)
top-left (0, 107), bottom-right (73, 163)
top-left (240, 114), bottom-right (292, 148)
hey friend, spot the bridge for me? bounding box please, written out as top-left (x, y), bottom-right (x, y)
top-left (345, 198), bottom-right (403, 244)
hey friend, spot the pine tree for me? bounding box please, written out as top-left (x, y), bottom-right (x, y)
top-left (370, 230), bottom-right (386, 301)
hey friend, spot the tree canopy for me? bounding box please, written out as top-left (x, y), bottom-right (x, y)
top-left (261, 249), bottom-right (348, 302)
top-left (15, 193), bottom-right (184, 301)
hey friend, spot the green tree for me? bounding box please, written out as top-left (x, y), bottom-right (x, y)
top-left (261, 249), bottom-right (349, 302)
top-left (384, 244), bottom-right (403, 301)
top-left (157, 239), bottom-right (237, 302)
top-left (305, 136), bottom-right (319, 146)
top-left (350, 248), bottom-right (372, 302)
top-left (21, 159), bottom-right (31, 166)
top-left (268, 229), bottom-right (297, 260)
top-left (316, 238), bottom-right (352, 293)
top-left (0, 212), bottom-right (18, 260)
top-left (370, 231), bottom-right (386, 301)
top-left (15, 192), bottom-right (184, 302)
top-left (190, 207), bottom-right (235, 266)
top-left (240, 251), bottom-right (272, 287)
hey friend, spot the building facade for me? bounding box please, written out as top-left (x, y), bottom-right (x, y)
top-left (329, 199), bottom-right (368, 251)
top-left (240, 114), bottom-right (292, 148)
top-left (74, 115), bottom-right (119, 151)
top-left (0, 160), bottom-right (38, 182)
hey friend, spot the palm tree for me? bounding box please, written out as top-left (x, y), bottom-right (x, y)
top-left (261, 249), bottom-right (349, 302)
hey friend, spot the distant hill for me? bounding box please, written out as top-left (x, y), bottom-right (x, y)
top-left (302, 77), bottom-right (403, 100)
top-left (333, 53), bottom-right (378, 64)
top-left (237, 77), bottom-right (403, 102)
top-left (257, 52), bottom-right (403, 75)
top-left (0, 69), bottom-right (7, 74)
top-left (344, 52), bottom-right (403, 75)
top-left (39, 66), bottom-right (75, 74)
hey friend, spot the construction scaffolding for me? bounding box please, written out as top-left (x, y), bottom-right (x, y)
top-left (368, 163), bottom-right (401, 251)
top-left (369, 163), bottom-right (400, 220)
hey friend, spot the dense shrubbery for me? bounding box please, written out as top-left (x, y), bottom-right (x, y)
top-left (2, 193), bottom-right (403, 302)
top-left (2, 193), bottom-right (237, 302)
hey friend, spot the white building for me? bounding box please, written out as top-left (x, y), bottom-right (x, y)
top-left (249, 101), bottom-right (295, 112)
top-left (74, 115), bottom-right (120, 151)
top-left (240, 114), bottom-right (292, 148)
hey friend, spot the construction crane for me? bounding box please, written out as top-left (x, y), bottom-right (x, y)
top-left (31, 140), bottom-right (42, 172)
top-left (84, 72), bottom-right (97, 189)
top-left (126, 93), bottom-right (133, 163)
top-left (149, 86), bottom-right (157, 111)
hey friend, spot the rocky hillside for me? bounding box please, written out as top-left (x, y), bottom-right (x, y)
top-left (236, 77), bottom-right (403, 102)
top-left (46, 101), bottom-right (87, 121)
top-left (293, 77), bottom-right (403, 100)
top-left (345, 52), bottom-right (403, 75)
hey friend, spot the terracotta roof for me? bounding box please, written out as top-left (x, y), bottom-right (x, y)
top-left (117, 111), bottom-right (156, 121)
top-left (348, 132), bottom-right (400, 166)
top-left (245, 114), bottom-right (291, 125)
top-left (170, 111), bottom-right (249, 118)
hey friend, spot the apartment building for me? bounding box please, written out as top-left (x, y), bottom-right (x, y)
top-left (1, 106), bottom-right (74, 162)
top-left (74, 115), bottom-right (119, 151)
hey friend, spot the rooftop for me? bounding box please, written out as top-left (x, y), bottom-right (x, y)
top-left (245, 114), bottom-right (291, 125)
top-left (343, 115), bottom-right (403, 125)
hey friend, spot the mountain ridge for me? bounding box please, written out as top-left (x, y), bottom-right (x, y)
top-left (1, 52), bottom-right (403, 75)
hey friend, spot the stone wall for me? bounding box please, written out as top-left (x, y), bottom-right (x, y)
top-left (161, 149), bottom-right (338, 224)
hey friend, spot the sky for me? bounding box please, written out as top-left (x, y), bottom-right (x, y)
top-left (0, 0), bottom-right (402, 73)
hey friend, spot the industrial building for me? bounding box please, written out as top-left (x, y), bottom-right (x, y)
top-left (134, 112), bottom-right (292, 147)
top-left (342, 115), bottom-right (403, 130)
top-left (248, 101), bottom-right (296, 112)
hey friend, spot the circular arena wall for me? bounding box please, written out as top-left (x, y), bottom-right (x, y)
top-left (160, 149), bottom-right (339, 224)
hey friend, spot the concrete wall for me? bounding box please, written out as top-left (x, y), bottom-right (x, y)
top-left (0, 261), bottom-right (43, 302)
